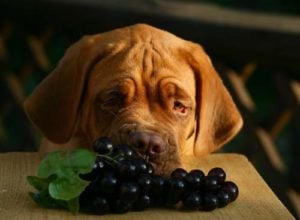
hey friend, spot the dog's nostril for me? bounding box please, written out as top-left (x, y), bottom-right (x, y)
top-left (152, 144), bottom-right (165, 153)
top-left (148, 138), bottom-right (166, 156)
top-left (130, 132), bottom-right (151, 150)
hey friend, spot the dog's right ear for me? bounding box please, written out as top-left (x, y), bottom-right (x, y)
top-left (24, 35), bottom-right (107, 143)
top-left (183, 42), bottom-right (243, 157)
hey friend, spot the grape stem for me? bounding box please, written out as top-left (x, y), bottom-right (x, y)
top-left (97, 154), bottom-right (119, 165)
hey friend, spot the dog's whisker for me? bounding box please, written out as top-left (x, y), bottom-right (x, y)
top-left (106, 109), bottom-right (117, 117)
top-left (145, 155), bottom-right (149, 162)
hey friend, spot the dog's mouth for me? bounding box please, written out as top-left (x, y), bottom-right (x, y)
top-left (137, 151), bottom-right (165, 170)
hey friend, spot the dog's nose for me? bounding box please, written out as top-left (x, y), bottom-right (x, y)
top-left (129, 132), bottom-right (166, 156)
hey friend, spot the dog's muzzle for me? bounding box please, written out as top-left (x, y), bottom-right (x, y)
top-left (127, 131), bottom-right (167, 157)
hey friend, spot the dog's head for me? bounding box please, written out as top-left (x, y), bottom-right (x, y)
top-left (24, 24), bottom-right (243, 174)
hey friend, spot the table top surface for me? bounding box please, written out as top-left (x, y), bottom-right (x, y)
top-left (0, 152), bottom-right (295, 220)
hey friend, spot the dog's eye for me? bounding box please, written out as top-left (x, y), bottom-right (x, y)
top-left (173, 101), bottom-right (188, 115)
top-left (100, 91), bottom-right (125, 110)
top-left (104, 96), bottom-right (123, 106)
top-left (104, 97), bottom-right (121, 105)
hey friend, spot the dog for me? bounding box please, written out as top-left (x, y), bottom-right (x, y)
top-left (24, 24), bottom-right (243, 175)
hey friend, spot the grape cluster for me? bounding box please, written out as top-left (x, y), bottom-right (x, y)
top-left (79, 137), bottom-right (239, 215)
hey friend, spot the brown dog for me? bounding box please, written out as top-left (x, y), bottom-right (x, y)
top-left (24, 24), bottom-right (243, 174)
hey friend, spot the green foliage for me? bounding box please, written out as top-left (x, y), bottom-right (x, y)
top-left (27, 175), bottom-right (55, 191)
top-left (48, 176), bottom-right (88, 200)
top-left (27, 149), bottom-right (96, 214)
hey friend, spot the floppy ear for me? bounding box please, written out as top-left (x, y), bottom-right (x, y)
top-left (186, 43), bottom-right (243, 157)
top-left (24, 35), bottom-right (106, 143)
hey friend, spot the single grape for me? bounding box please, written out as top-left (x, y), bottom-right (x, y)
top-left (100, 173), bottom-right (118, 194)
top-left (185, 170), bottom-right (205, 189)
top-left (133, 194), bottom-right (152, 211)
top-left (204, 176), bottom-right (221, 192)
top-left (182, 192), bottom-right (202, 210)
top-left (151, 175), bottom-right (167, 205)
top-left (112, 199), bottom-right (132, 214)
top-left (93, 137), bottom-right (113, 154)
top-left (222, 181), bottom-right (239, 201)
top-left (91, 197), bottom-right (110, 215)
top-left (151, 175), bottom-right (166, 195)
top-left (83, 177), bottom-right (102, 194)
top-left (79, 189), bottom-right (95, 209)
top-left (166, 177), bottom-right (186, 205)
top-left (189, 169), bottom-right (205, 178)
top-left (168, 177), bottom-right (185, 194)
top-left (137, 174), bottom-right (152, 193)
top-left (133, 158), bottom-right (148, 174)
top-left (81, 156), bottom-right (110, 181)
top-left (208, 167), bottom-right (226, 184)
top-left (217, 190), bottom-right (231, 207)
top-left (202, 193), bottom-right (218, 211)
top-left (117, 159), bottom-right (138, 179)
top-left (119, 182), bottom-right (140, 203)
top-left (171, 168), bottom-right (187, 179)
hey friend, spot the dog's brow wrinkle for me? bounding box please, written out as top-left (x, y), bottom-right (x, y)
top-left (150, 56), bottom-right (158, 80)
top-left (142, 48), bottom-right (148, 76)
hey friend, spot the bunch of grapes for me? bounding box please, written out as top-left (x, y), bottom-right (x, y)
top-left (79, 137), bottom-right (239, 215)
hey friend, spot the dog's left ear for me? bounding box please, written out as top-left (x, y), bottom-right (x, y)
top-left (184, 42), bottom-right (243, 157)
top-left (24, 35), bottom-right (108, 143)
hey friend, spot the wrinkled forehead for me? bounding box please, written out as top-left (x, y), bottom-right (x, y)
top-left (89, 40), bottom-right (195, 97)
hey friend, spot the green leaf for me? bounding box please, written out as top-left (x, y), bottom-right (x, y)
top-left (49, 175), bottom-right (89, 200)
top-left (67, 197), bottom-right (80, 214)
top-left (37, 151), bottom-right (64, 178)
top-left (27, 175), bottom-right (55, 191)
top-left (29, 148), bottom-right (96, 214)
top-left (37, 149), bottom-right (96, 178)
top-left (29, 190), bottom-right (66, 209)
top-left (67, 149), bottom-right (96, 174)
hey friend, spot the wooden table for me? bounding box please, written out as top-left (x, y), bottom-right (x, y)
top-left (0, 153), bottom-right (295, 220)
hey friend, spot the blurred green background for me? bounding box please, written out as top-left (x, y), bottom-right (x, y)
top-left (0, 0), bottom-right (299, 218)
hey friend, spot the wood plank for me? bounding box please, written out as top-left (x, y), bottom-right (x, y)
top-left (287, 189), bottom-right (300, 218)
top-left (240, 62), bottom-right (257, 83)
top-left (0, 152), bottom-right (294, 219)
top-left (225, 69), bottom-right (256, 112)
